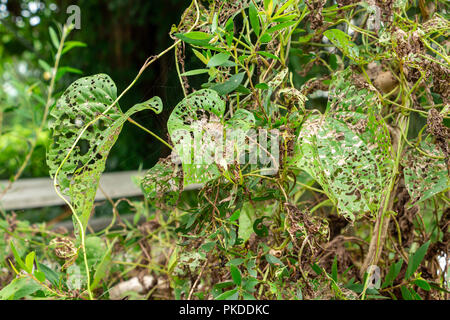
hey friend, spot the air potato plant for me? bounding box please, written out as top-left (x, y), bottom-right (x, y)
top-left (1, 0), bottom-right (448, 300)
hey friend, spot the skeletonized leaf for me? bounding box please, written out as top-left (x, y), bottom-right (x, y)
top-left (141, 157), bottom-right (182, 206)
top-left (47, 74), bottom-right (162, 238)
top-left (327, 69), bottom-right (392, 185)
top-left (167, 89), bottom-right (225, 187)
top-left (292, 114), bottom-right (384, 221)
top-left (324, 29), bottom-right (361, 62)
top-left (402, 139), bottom-right (448, 205)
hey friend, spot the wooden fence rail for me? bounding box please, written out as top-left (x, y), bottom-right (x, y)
top-left (0, 170), bottom-right (144, 211)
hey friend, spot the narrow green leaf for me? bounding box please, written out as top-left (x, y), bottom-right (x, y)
top-left (9, 241), bottom-right (29, 273)
top-left (175, 31), bottom-right (213, 46)
top-left (267, 21), bottom-right (297, 33)
top-left (405, 241), bottom-right (431, 280)
top-left (192, 48), bottom-right (209, 65)
top-left (211, 72), bottom-right (245, 96)
top-left (91, 239), bottom-right (117, 290)
top-left (49, 27), bottom-right (60, 50)
top-left (382, 259), bottom-right (403, 289)
top-left (249, 3), bottom-right (260, 36)
top-left (38, 59), bottom-right (52, 73)
top-left (62, 41), bottom-right (87, 55)
top-left (230, 265), bottom-right (242, 286)
top-left (331, 255), bottom-right (338, 282)
top-left (37, 263), bottom-right (60, 287)
top-left (180, 69), bottom-right (209, 76)
top-left (207, 52), bottom-right (231, 67)
top-left (256, 51), bottom-right (280, 60)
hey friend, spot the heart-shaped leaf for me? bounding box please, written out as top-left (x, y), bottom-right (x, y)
top-left (47, 74), bottom-right (162, 238)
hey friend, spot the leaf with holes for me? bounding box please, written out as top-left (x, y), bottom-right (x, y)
top-left (291, 114), bottom-right (384, 221)
top-left (47, 74), bottom-right (162, 239)
top-left (165, 90), bottom-right (256, 189)
top-left (324, 29), bottom-right (362, 63)
top-left (402, 139), bottom-right (448, 206)
top-left (167, 89), bottom-right (225, 187)
top-left (141, 157), bottom-right (182, 206)
top-left (327, 69), bottom-right (393, 186)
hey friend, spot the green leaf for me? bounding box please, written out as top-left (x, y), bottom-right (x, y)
top-left (25, 252), bottom-right (35, 273)
top-left (200, 241), bottom-right (216, 253)
top-left (164, 90), bottom-right (255, 189)
top-left (242, 291), bottom-right (256, 300)
top-left (62, 41), bottom-right (87, 55)
top-left (175, 31), bottom-right (213, 46)
top-left (381, 259), bottom-right (403, 289)
top-left (400, 285), bottom-right (413, 300)
top-left (55, 66), bottom-right (83, 82)
top-left (141, 158), bottom-right (182, 205)
top-left (264, 0), bottom-right (275, 16)
top-left (180, 69), bottom-right (210, 76)
top-left (9, 240), bottom-right (29, 273)
top-left (214, 281), bottom-right (235, 290)
top-left (275, 0), bottom-right (296, 16)
top-left (266, 21), bottom-right (297, 33)
top-left (216, 288), bottom-right (239, 300)
top-left (0, 277), bottom-right (43, 300)
top-left (292, 114), bottom-right (384, 220)
top-left (257, 51), bottom-right (280, 61)
top-left (91, 239), bottom-right (116, 290)
top-left (324, 29), bottom-right (361, 62)
top-left (414, 279), bottom-right (431, 291)
top-left (37, 263), bottom-right (60, 287)
top-left (34, 271), bottom-right (46, 283)
top-left (260, 33), bottom-right (272, 43)
top-left (230, 265), bottom-right (242, 286)
top-left (405, 241), bottom-right (431, 280)
top-left (311, 263), bottom-right (323, 275)
top-left (47, 74), bottom-right (162, 239)
top-left (207, 52), bottom-right (232, 67)
top-left (238, 204), bottom-right (253, 242)
top-left (49, 26), bottom-right (60, 50)
top-left (331, 255), bottom-right (338, 282)
top-left (211, 72), bottom-right (245, 96)
top-left (255, 83), bottom-right (269, 90)
top-left (242, 277), bottom-right (259, 293)
top-left (38, 59), bottom-right (52, 73)
top-left (249, 3), bottom-right (261, 36)
top-left (192, 49), bottom-right (209, 65)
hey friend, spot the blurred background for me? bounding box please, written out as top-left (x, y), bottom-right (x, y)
top-left (0, 0), bottom-right (193, 180)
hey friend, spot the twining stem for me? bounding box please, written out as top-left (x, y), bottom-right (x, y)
top-left (126, 118), bottom-right (173, 150)
top-left (360, 115), bottom-right (408, 299)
